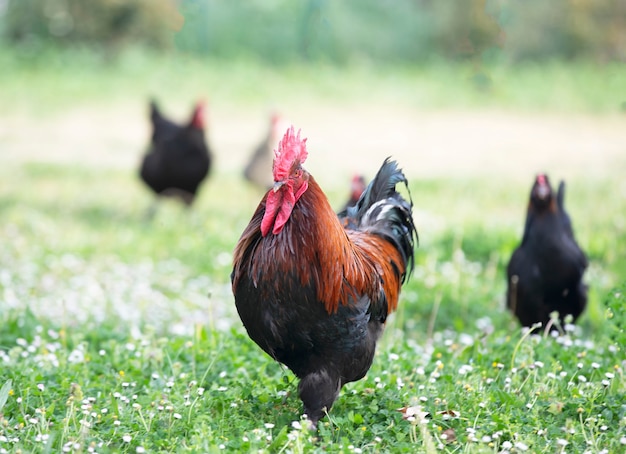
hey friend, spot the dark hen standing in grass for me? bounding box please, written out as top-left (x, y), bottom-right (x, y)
top-left (232, 126), bottom-right (417, 427)
top-left (139, 100), bottom-right (212, 208)
top-left (507, 174), bottom-right (588, 329)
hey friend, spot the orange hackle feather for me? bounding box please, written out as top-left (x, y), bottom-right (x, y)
top-left (232, 174), bottom-right (405, 316)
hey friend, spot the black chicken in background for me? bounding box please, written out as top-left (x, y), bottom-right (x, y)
top-left (506, 174), bottom-right (588, 330)
top-left (139, 100), bottom-right (212, 212)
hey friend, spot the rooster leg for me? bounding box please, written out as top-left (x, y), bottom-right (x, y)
top-left (298, 369), bottom-right (341, 428)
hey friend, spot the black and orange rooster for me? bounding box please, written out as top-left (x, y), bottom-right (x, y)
top-left (231, 126), bottom-right (418, 426)
top-left (139, 100), bottom-right (212, 207)
top-left (507, 174), bottom-right (588, 329)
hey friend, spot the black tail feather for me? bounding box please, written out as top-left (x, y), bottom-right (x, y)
top-left (338, 158), bottom-right (418, 280)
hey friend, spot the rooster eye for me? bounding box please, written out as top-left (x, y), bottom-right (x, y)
top-left (294, 169), bottom-right (302, 178)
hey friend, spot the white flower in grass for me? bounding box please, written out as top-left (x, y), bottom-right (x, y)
top-left (219, 444), bottom-right (225, 449)
top-left (605, 372), bottom-right (615, 379)
top-left (114, 420), bottom-right (121, 426)
top-left (37, 383), bottom-right (45, 392)
top-left (578, 375), bottom-right (587, 383)
top-left (197, 387), bottom-right (205, 396)
top-left (291, 421), bottom-right (302, 430)
top-left (620, 436), bottom-right (626, 445)
top-left (173, 413), bottom-right (182, 419)
top-left (557, 439), bottom-right (568, 446)
top-left (514, 442), bottom-right (529, 451)
top-left (122, 434), bottom-right (132, 443)
top-left (264, 423), bottom-right (275, 429)
top-left (136, 448), bottom-right (145, 453)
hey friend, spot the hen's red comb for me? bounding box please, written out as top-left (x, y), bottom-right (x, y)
top-left (273, 126), bottom-right (308, 181)
top-left (191, 100), bottom-right (207, 129)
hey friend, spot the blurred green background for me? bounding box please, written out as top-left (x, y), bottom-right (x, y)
top-left (2, 0), bottom-right (625, 64)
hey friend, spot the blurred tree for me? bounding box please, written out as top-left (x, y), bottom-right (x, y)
top-left (1, 0), bottom-right (623, 63)
top-left (3, 0), bottom-right (182, 51)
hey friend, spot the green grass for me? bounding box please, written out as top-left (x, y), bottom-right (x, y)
top-left (1, 48), bottom-right (626, 452)
top-left (1, 161), bottom-right (625, 453)
top-left (1, 45), bottom-right (626, 115)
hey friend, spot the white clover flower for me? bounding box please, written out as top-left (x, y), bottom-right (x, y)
top-left (136, 448), bottom-right (145, 453)
top-left (515, 442), bottom-right (529, 451)
top-left (122, 435), bottom-right (131, 443)
top-left (264, 423), bottom-right (275, 429)
top-left (37, 383), bottom-right (45, 392)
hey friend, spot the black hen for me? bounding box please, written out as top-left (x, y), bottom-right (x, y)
top-left (337, 174), bottom-right (367, 213)
top-left (139, 100), bottom-right (212, 206)
top-left (506, 174), bottom-right (588, 329)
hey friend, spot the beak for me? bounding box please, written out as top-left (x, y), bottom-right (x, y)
top-left (273, 180), bottom-right (285, 192)
top-left (536, 184), bottom-right (550, 199)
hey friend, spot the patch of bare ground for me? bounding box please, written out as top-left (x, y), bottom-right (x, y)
top-left (1, 103), bottom-right (624, 187)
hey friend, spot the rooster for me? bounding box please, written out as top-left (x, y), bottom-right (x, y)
top-left (139, 100), bottom-right (212, 207)
top-left (243, 112), bottom-right (287, 191)
top-left (506, 174), bottom-right (588, 329)
top-left (231, 126), bottom-right (418, 426)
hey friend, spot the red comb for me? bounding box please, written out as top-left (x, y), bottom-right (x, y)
top-left (191, 100), bottom-right (206, 129)
top-left (273, 126), bottom-right (308, 181)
